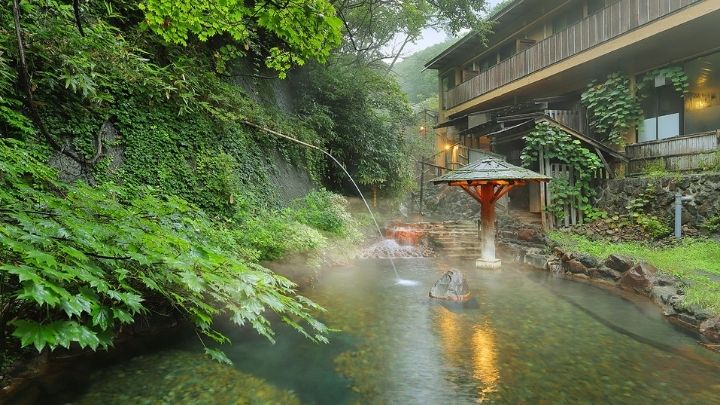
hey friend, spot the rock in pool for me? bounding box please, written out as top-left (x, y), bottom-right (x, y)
top-left (429, 269), bottom-right (470, 302)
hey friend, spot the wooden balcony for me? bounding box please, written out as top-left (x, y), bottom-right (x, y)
top-left (626, 131), bottom-right (720, 174)
top-left (442, 0), bottom-right (701, 110)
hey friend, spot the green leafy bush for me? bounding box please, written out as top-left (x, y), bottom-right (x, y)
top-left (701, 214), bottom-right (720, 234)
top-left (290, 190), bottom-right (353, 236)
top-left (0, 138), bottom-right (328, 356)
top-left (635, 214), bottom-right (672, 239)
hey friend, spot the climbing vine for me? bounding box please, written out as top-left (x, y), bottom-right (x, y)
top-left (581, 68), bottom-right (689, 146)
top-left (581, 73), bottom-right (643, 146)
top-left (638, 66), bottom-right (689, 95)
top-left (521, 122), bottom-right (603, 219)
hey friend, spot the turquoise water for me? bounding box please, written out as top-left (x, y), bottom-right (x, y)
top-left (56, 258), bottom-right (720, 404)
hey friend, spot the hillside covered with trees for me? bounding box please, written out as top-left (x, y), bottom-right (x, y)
top-left (0, 0), bottom-right (491, 376)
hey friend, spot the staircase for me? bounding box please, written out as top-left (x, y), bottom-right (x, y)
top-left (412, 220), bottom-right (481, 259)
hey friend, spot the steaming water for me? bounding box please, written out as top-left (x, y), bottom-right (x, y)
top-left (360, 239), bottom-right (427, 258)
top-left (50, 258), bottom-right (720, 404)
top-left (241, 121), bottom-right (409, 282)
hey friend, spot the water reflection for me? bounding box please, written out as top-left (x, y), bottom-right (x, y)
top-left (472, 322), bottom-right (499, 401)
top-left (436, 306), bottom-right (463, 365)
top-left (435, 304), bottom-right (501, 402)
top-left (55, 259), bottom-right (720, 405)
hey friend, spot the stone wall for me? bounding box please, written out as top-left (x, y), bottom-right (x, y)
top-left (596, 173), bottom-right (720, 228)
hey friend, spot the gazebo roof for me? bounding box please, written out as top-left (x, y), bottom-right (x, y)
top-left (432, 158), bottom-right (551, 184)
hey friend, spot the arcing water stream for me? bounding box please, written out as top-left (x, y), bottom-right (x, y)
top-left (242, 120), bottom-right (419, 286)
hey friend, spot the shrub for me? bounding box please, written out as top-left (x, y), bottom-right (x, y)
top-left (0, 138), bottom-right (327, 360)
top-left (635, 214), bottom-right (672, 239)
top-left (701, 214), bottom-right (720, 234)
top-left (290, 190), bottom-right (354, 236)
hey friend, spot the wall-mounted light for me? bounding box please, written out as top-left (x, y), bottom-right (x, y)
top-left (686, 92), bottom-right (715, 110)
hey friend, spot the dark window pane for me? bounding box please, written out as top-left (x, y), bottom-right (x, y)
top-left (499, 43), bottom-right (516, 61)
top-left (587, 0), bottom-right (607, 15)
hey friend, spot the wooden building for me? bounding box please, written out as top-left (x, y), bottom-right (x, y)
top-left (425, 0), bottom-right (720, 226)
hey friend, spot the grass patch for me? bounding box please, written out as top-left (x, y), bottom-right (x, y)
top-left (549, 231), bottom-right (720, 314)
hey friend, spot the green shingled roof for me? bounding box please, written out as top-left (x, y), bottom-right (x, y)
top-left (432, 158), bottom-right (550, 184)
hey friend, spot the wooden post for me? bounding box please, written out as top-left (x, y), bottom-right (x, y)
top-left (539, 147), bottom-right (547, 230)
top-left (476, 183), bottom-right (501, 269)
top-left (419, 160), bottom-right (425, 215)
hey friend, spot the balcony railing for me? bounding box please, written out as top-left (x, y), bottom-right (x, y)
top-left (443, 0), bottom-right (701, 110)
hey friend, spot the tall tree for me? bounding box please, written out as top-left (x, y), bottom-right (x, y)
top-left (333, 0), bottom-right (491, 64)
top-left (139, 0), bottom-right (344, 77)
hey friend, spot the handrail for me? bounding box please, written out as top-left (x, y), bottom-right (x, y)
top-left (443, 0), bottom-right (701, 109)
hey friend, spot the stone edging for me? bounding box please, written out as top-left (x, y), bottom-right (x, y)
top-left (498, 241), bottom-right (720, 348)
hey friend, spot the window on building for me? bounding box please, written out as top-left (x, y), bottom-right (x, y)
top-left (441, 72), bottom-right (456, 92)
top-left (498, 43), bottom-right (517, 62)
top-left (462, 61), bottom-right (479, 82)
top-left (552, 6), bottom-right (583, 34)
top-left (639, 82), bottom-right (683, 143)
top-left (479, 56), bottom-right (497, 72)
top-left (684, 51), bottom-right (720, 135)
top-left (586, 0), bottom-right (608, 16)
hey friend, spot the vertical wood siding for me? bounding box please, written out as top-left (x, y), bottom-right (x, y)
top-left (626, 131), bottom-right (720, 174)
top-left (442, 0), bottom-right (700, 109)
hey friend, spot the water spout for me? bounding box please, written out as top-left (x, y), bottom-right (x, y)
top-left (242, 120), bottom-right (406, 282)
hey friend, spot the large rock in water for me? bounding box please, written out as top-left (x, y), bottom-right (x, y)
top-left (429, 270), bottom-right (470, 302)
top-left (619, 262), bottom-right (658, 294)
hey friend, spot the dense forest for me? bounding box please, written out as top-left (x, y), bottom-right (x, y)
top-left (0, 0), bottom-right (490, 367)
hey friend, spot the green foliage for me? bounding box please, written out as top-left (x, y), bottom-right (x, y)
top-left (635, 214), bottom-right (672, 239)
top-left (624, 182), bottom-right (671, 239)
top-left (139, 0), bottom-right (343, 78)
top-left (582, 68), bottom-right (688, 147)
top-left (625, 182), bottom-right (656, 214)
top-left (521, 122), bottom-right (603, 218)
top-left (0, 0), bottom-right (413, 366)
top-left (641, 159), bottom-right (669, 177)
top-left (297, 60), bottom-right (415, 195)
top-left (699, 151), bottom-right (720, 172)
top-left (638, 66), bottom-right (689, 95)
top-left (581, 73), bottom-right (643, 146)
top-left (584, 209), bottom-right (609, 222)
top-left (0, 138), bottom-right (334, 356)
top-left (290, 190), bottom-right (354, 236)
top-left (701, 214), bottom-right (720, 234)
top-left (336, 0), bottom-right (490, 62)
top-left (549, 232), bottom-right (720, 313)
top-left (392, 39), bottom-right (458, 104)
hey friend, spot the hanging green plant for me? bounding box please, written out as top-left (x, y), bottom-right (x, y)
top-left (521, 122), bottom-right (604, 219)
top-left (638, 66), bottom-right (689, 95)
top-left (581, 73), bottom-right (643, 146)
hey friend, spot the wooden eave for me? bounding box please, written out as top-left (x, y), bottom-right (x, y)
top-left (536, 117), bottom-right (628, 162)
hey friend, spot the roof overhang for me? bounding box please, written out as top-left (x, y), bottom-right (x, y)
top-left (432, 158), bottom-right (551, 185)
top-left (424, 0), bottom-right (573, 71)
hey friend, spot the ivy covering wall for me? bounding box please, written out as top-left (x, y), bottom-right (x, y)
top-left (0, 0), bottom-right (412, 363)
top-left (521, 122), bottom-right (603, 219)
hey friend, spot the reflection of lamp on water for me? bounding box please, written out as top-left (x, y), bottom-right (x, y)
top-left (472, 323), bottom-right (500, 400)
top-left (436, 306), bottom-right (463, 364)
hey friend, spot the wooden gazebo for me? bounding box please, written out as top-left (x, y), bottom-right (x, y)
top-left (432, 158), bottom-right (550, 269)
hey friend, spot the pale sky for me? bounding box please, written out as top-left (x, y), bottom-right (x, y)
top-left (389, 0), bottom-right (503, 61)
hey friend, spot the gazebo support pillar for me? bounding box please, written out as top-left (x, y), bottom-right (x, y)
top-left (436, 158), bottom-right (550, 270)
top-left (476, 184), bottom-right (501, 269)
